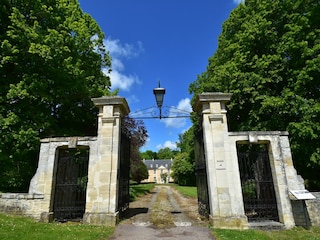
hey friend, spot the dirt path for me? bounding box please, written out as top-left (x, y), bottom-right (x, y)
top-left (109, 185), bottom-right (215, 240)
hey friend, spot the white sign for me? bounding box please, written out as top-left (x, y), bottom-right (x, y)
top-left (290, 190), bottom-right (316, 200)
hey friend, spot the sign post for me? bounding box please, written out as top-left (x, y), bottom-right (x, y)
top-left (290, 190), bottom-right (315, 229)
top-left (290, 190), bottom-right (316, 200)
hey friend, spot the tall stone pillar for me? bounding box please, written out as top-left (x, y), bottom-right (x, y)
top-left (83, 96), bottom-right (130, 226)
top-left (193, 92), bottom-right (248, 229)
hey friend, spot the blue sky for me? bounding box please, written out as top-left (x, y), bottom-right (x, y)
top-left (78, 0), bottom-right (241, 151)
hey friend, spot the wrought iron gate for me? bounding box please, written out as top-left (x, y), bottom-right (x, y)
top-left (53, 147), bottom-right (89, 221)
top-left (195, 124), bottom-right (210, 217)
top-left (117, 129), bottom-right (131, 218)
top-left (237, 144), bottom-right (279, 221)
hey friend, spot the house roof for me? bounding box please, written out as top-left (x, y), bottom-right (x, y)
top-left (142, 159), bottom-right (173, 170)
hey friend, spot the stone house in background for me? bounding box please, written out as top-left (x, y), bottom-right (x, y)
top-left (142, 159), bottom-right (174, 183)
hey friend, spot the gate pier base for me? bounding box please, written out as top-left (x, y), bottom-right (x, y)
top-left (210, 215), bottom-right (248, 230)
top-left (40, 212), bottom-right (54, 223)
top-left (83, 212), bottom-right (119, 226)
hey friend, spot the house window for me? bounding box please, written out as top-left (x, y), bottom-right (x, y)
top-left (156, 164), bottom-right (158, 168)
top-left (150, 164), bottom-right (153, 168)
top-left (165, 164), bottom-right (168, 168)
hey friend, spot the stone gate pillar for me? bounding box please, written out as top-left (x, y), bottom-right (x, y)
top-left (83, 96), bottom-right (130, 226)
top-left (193, 92), bottom-right (248, 229)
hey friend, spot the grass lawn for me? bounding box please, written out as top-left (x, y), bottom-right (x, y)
top-left (1, 183), bottom-right (154, 240)
top-left (0, 213), bottom-right (114, 240)
top-left (130, 183), bottom-right (155, 201)
top-left (172, 184), bottom-right (197, 198)
top-left (212, 226), bottom-right (320, 240)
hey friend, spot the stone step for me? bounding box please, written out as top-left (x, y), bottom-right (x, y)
top-left (248, 221), bottom-right (286, 230)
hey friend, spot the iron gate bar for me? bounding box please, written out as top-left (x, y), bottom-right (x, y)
top-left (195, 124), bottom-right (210, 217)
top-left (237, 145), bottom-right (279, 222)
top-left (117, 127), bottom-right (131, 218)
top-left (53, 148), bottom-right (89, 221)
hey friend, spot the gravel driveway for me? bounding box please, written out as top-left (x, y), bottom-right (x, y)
top-left (109, 185), bottom-right (215, 240)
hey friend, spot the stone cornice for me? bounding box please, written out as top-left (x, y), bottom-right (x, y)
top-left (92, 96), bottom-right (130, 116)
top-left (193, 92), bottom-right (232, 113)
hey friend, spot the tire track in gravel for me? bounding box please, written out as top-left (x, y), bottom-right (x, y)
top-left (122, 185), bottom-right (207, 228)
top-left (109, 185), bottom-right (215, 240)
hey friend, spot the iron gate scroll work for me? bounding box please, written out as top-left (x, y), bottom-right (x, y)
top-left (117, 127), bottom-right (131, 218)
top-left (195, 124), bottom-right (210, 217)
top-left (53, 147), bottom-right (89, 221)
top-left (237, 144), bottom-right (279, 222)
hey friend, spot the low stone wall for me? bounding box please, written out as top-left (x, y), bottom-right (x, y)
top-left (292, 192), bottom-right (320, 227)
top-left (0, 193), bottom-right (48, 220)
top-left (291, 200), bottom-right (309, 227)
top-left (306, 192), bottom-right (320, 226)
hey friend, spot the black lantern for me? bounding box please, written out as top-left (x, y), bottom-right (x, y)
top-left (153, 81), bottom-right (166, 118)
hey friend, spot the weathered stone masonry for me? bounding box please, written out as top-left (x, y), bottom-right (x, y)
top-left (0, 96), bottom-right (129, 226)
top-left (193, 92), bottom-right (319, 229)
top-left (0, 136), bottom-right (97, 221)
top-left (0, 93), bottom-right (319, 229)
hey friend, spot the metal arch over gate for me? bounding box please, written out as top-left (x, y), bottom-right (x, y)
top-left (237, 144), bottom-right (279, 222)
top-left (53, 147), bottom-right (89, 221)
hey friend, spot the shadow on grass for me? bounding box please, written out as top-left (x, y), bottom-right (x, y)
top-left (130, 183), bottom-right (155, 201)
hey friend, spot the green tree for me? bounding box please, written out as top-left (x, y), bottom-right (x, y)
top-left (140, 150), bottom-right (157, 160)
top-left (122, 117), bottom-right (148, 183)
top-left (0, 0), bottom-right (111, 191)
top-left (160, 172), bottom-right (168, 183)
top-left (157, 147), bottom-right (178, 159)
top-left (130, 160), bottom-right (148, 184)
top-left (171, 152), bottom-right (195, 186)
top-left (171, 127), bottom-right (196, 186)
top-left (189, 0), bottom-right (320, 190)
top-left (177, 127), bottom-right (194, 156)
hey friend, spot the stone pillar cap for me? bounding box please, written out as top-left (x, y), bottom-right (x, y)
top-left (193, 92), bottom-right (232, 112)
top-left (92, 96), bottom-right (130, 116)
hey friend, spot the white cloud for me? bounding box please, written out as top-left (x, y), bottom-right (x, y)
top-left (233, 0), bottom-right (244, 4)
top-left (105, 39), bottom-right (143, 58)
top-left (103, 68), bottom-right (140, 92)
top-left (177, 98), bottom-right (192, 112)
top-left (103, 38), bottom-right (143, 92)
top-left (156, 140), bottom-right (177, 150)
top-left (161, 98), bottom-right (192, 128)
top-left (111, 58), bottom-right (124, 71)
top-left (126, 94), bottom-right (140, 104)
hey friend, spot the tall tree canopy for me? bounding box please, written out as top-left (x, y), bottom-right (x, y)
top-left (140, 150), bottom-right (158, 160)
top-left (190, 0), bottom-right (320, 189)
top-left (157, 147), bottom-right (179, 160)
top-left (171, 127), bottom-right (196, 186)
top-left (0, 0), bottom-right (111, 191)
top-left (122, 117), bottom-right (149, 183)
